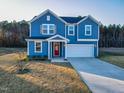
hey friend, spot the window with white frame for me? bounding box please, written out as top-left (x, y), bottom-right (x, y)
top-left (85, 25), bottom-right (92, 36)
top-left (49, 25), bottom-right (55, 34)
top-left (47, 15), bottom-right (50, 21)
top-left (41, 24), bottom-right (55, 35)
top-left (42, 25), bottom-right (48, 34)
top-left (68, 25), bottom-right (74, 35)
top-left (35, 42), bottom-right (42, 52)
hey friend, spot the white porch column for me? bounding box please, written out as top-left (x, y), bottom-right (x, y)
top-left (27, 41), bottom-right (29, 55)
top-left (48, 41), bottom-right (50, 59)
top-left (65, 41), bottom-right (67, 59)
top-left (97, 41), bottom-right (99, 57)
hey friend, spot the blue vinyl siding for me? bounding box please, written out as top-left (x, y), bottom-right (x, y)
top-left (66, 18), bottom-right (98, 44)
top-left (28, 41), bottom-right (97, 57)
top-left (29, 41), bottom-right (48, 57)
top-left (78, 17), bottom-right (98, 39)
top-left (27, 10), bottom-right (99, 58)
top-left (31, 11), bottom-right (65, 37)
top-left (66, 25), bottom-right (77, 44)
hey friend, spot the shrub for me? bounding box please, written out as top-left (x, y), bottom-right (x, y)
top-left (27, 55), bottom-right (48, 61)
top-left (17, 52), bottom-right (30, 74)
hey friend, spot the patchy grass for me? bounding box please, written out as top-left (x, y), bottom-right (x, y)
top-left (99, 51), bottom-right (124, 69)
top-left (0, 47), bottom-right (26, 56)
top-left (52, 62), bottom-right (73, 69)
top-left (0, 48), bottom-right (91, 93)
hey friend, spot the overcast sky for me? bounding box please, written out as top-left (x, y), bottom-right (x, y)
top-left (0, 0), bottom-right (124, 25)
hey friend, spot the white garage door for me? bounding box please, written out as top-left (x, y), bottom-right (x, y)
top-left (67, 44), bottom-right (94, 57)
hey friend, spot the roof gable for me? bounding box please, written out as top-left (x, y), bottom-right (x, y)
top-left (30, 9), bottom-right (67, 24)
top-left (77, 15), bottom-right (100, 25)
top-left (50, 37), bottom-right (64, 40)
top-left (60, 16), bottom-right (86, 23)
top-left (30, 9), bottom-right (100, 25)
top-left (47, 35), bottom-right (69, 41)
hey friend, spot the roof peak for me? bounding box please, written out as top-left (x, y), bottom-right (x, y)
top-left (60, 16), bottom-right (86, 23)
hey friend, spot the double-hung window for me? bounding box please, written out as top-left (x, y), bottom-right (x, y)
top-left (85, 25), bottom-right (92, 36)
top-left (68, 25), bottom-right (75, 35)
top-left (42, 25), bottom-right (48, 34)
top-left (49, 25), bottom-right (55, 34)
top-left (35, 41), bottom-right (42, 52)
top-left (41, 24), bottom-right (55, 35)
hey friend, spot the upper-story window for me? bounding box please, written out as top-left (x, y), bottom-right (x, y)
top-left (42, 25), bottom-right (48, 34)
top-left (68, 25), bottom-right (75, 35)
top-left (41, 24), bottom-right (55, 35)
top-left (47, 15), bottom-right (50, 21)
top-left (85, 25), bottom-right (92, 36)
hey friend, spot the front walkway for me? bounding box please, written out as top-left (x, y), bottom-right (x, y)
top-left (68, 58), bottom-right (124, 93)
top-left (51, 58), bottom-right (68, 62)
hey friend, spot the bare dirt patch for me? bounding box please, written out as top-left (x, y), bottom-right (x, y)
top-left (0, 48), bottom-right (91, 93)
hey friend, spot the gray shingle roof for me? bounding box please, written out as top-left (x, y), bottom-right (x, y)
top-left (60, 16), bottom-right (86, 23)
top-left (27, 37), bottom-right (49, 39)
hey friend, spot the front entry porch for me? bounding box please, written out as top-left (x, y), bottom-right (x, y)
top-left (48, 41), bottom-right (66, 59)
top-left (47, 35), bottom-right (69, 60)
top-left (52, 42), bottom-right (63, 58)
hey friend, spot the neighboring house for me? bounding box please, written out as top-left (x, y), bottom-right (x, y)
top-left (26, 9), bottom-right (100, 59)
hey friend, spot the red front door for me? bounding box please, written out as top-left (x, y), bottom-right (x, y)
top-left (53, 42), bottom-right (60, 56)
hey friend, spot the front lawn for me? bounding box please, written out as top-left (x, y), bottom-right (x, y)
top-left (0, 48), bottom-right (91, 93)
top-left (99, 48), bottom-right (124, 68)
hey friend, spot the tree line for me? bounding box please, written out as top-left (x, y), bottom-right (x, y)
top-left (0, 20), bottom-right (124, 47)
top-left (0, 20), bottom-right (29, 47)
top-left (100, 24), bottom-right (124, 47)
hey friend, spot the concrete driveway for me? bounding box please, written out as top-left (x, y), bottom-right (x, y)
top-left (68, 58), bottom-right (124, 93)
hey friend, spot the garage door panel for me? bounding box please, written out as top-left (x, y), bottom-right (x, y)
top-left (67, 44), bottom-right (94, 57)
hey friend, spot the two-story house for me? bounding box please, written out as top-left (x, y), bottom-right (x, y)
top-left (26, 9), bottom-right (100, 59)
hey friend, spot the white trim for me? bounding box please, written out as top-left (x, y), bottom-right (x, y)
top-left (77, 15), bottom-right (100, 25)
top-left (41, 24), bottom-right (56, 35)
top-left (53, 42), bottom-right (60, 57)
top-left (65, 24), bottom-right (66, 38)
top-left (97, 25), bottom-right (100, 56)
top-left (77, 24), bottom-right (78, 41)
top-left (68, 25), bottom-right (75, 36)
top-left (85, 25), bottom-right (92, 36)
top-left (30, 9), bottom-right (67, 24)
top-left (67, 23), bottom-right (77, 25)
top-left (34, 41), bottom-right (42, 53)
top-left (98, 25), bottom-right (100, 40)
top-left (62, 42), bottom-right (63, 57)
top-left (97, 41), bottom-right (99, 56)
top-left (29, 22), bottom-right (31, 37)
top-left (48, 40), bottom-right (68, 42)
top-left (27, 41), bottom-right (29, 55)
top-left (49, 42), bottom-right (51, 59)
top-left (77, 39), bottom-right (98, 41)
top-left (51, 42), bottom-right (52, 58)
top-left (25, 39), bottom-right (47, 42)
top-left (47, 34), bottom-right (69, 41)
top-left (97, 25), bottom-right (99, 56)
top-left (67, 44), bottom-right (94, 46)
top-left (48, 41), bottom-right (50, 59)
top-left (65, 41), bottom-right (67, 59)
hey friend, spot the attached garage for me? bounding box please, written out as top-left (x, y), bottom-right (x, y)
top-left (67, 44), bottom-right (94, 57)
